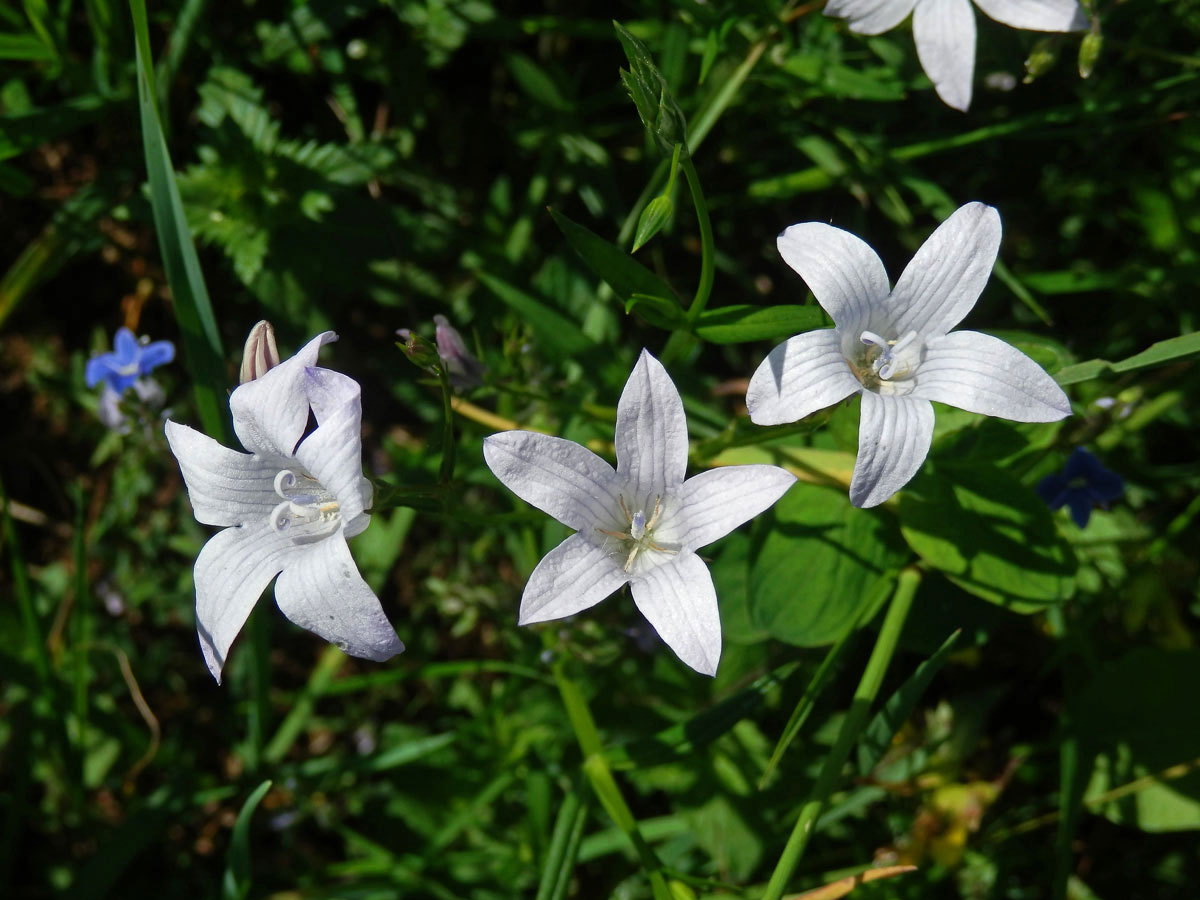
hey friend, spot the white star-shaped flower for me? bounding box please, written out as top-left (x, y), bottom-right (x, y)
top-left (165, 332), bottom-right (404, 682)
top-left (483, 350), bottom-right (796, 676)
top-left (825, 0), bottom-right (1088, 111)
top-left (747, 202), bottom-right (1071, 508)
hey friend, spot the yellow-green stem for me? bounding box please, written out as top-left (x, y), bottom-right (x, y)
top-left (760, 567), bottom-right (922, 900)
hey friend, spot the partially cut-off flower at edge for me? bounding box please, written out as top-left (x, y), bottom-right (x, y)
top-left (484, 350), bottom-right (796, 676)
top-left (747, 202), bottom-right (1071, 508)
top-left (165, 332), bottom-right (404, 683)
top-left (824, 0), bottom-right (1088, 111)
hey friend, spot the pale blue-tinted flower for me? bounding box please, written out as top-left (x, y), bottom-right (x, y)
top-left (1036, 448), bottom-right (1123, 528)
top-left (165, 332), bottom-right (404, 682)
top-left (825, 0), bottom-right (1087, 111)
top-left (484, 350), bottom-right (795, 676)
top-left (86, 327), bottom-right (175, 394)
top-left (747, 203), bottom-right (1071, 508)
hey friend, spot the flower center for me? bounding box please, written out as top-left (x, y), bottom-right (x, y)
top-left (849, 330), bottom-right (923, 390)
top-left (597, 494), bottom-right (677, 573)
top-left (270, 469), bottom-right (341, 543)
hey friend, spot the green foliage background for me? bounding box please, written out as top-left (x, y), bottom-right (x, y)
top-left (2, 1), bottom-right (1199, 898)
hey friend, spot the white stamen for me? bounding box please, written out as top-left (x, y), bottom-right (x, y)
top-left (270, 468), bottom-right (340, 540)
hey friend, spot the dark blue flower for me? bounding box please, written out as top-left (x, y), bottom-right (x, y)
top-left (1036, 448), bottom-right (1124, 528)
top-left (85, 327), bottom-right (174, 394)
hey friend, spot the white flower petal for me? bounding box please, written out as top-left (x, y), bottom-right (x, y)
top-left (165, 420), bottom-right (280, 527)
top-left (825, 0), bottom-right (918, 33)
top-left (913, 0), bottom-right (977, 111)
top-left (518, 533), bottom-right (629, 625)
top-left (193, 523), bottom-right (300, 683)
top-left (913, 331), bottom-right (1072, 421)
top-left (888, 202), bottom-right (1000, 337)
top-left (974, 0), bottom-right (1087, 31)
top-left (293, 367), bottom-right (369, 525)
top-left (274, 535), bottom-right (405, 663)
top-left (850, 392), bottom-right (935, 507)
top-left (484, 431), bottom-right (620, 532)
top-left (615, 350), bottom-right (689, 499)
top-left (777, 223), bottom-right (890, 332)
top-left (747, 329), bottom-right (861, 426)
top-left (630, 552), bottom-right (721, 676)
top-left (671, 465), bottom-right (797, 551)
top-left (231, 331), bottom-right (337, 456)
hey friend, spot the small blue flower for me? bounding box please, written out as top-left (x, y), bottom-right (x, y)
top-left (1036, 448), bottom-right (1124, 528)
top-left (85, 327), bottom-right (174, 394)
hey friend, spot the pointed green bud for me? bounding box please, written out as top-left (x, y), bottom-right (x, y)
top-left (1078, 29), bottom-right (1102, 79)
top-left (614, 21), bottom-right (688, 157)
top-left (1023, 38), bottom-right (1058, 83)
top-left (395, 329), bottom-right (440, 372)
top-left (632, 194), bottom-right (674, 252)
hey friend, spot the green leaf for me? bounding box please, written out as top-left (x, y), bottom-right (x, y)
top-left (1076, 649), bottom-right (1200, 831)
top-left (694, 305), bottom-right (826, 344)
top-left (856, 630), bottom-right (960, 775)
top-left (1054, 330), bottom-right (1200, 385)
top-left (0, 95), bottom-right (117, 162)
top-left (222, 780), bottom-right (272, 900)
top-left (506, 52), bottom-right (571, 111)
top-left (549, 208), bottom-right (682, 326)
top-left (0, 32), bottom-right (53, 61)
top-left (130, 0), bottom-right (229, 440)
top-left (898, 464), bottom-right (1076, 611)
top-left (749, 483), bottom-right (907, 646)
top-left (473, 268), bottom-right (595, 359)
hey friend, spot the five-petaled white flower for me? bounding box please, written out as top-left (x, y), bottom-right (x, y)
top-left (165, 332), bottom-right (404, 682)
top-left (484, 350), bottom-right (796, 676)
top-left (747, 202), bottom-right (1071, 508)
top-left (825, 0), bottom-right (1088, 111)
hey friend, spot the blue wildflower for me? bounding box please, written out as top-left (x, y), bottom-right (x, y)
top-left (1036, 448), bottom-right (1124, 528)
top-left (85, 327), bottom-right (174, 394)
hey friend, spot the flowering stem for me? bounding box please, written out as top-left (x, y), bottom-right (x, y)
top-left (660, 155), bottom-right (715, 366)
top-left (436, 362), bottom-right (456, 484)
top-left (760, 567), bottom-right (922, 900)
top-left (552, 653), bottom-right (672, 900)
top-left (681, 155), bottom-right (714, 324)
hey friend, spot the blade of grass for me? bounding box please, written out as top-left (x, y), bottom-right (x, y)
top-left (222, 780), bottom-right (273, 900)
top-left (128, 0), bottom-right (228, 439)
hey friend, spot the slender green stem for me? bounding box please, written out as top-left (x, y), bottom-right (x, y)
top-left (681, 156), bottom-right (714, 323)
top-left (436, 363), bottom-right (456, 484)
top-left (760, 568), bottom-right (922, 900)
top-left (552, 655), bottom-right (671, 900)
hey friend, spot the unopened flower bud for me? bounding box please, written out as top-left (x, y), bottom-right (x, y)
top-left (395, 328), bottom-right (440, 371)
top-left (1078, 29), bottom-right (1102, 79)
top-left (434, 314), bottom-right (486, 389)
top-left (239, 320), bottom-right (281, 384)
top-left (1023, 38), bottom-right (1058, 83)
top-left (632, 194), bottom-right (674, 252)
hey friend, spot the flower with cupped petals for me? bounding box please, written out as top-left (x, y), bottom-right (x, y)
top-left (747, 202), bottom-right (1071, 508)
top-left (825, 0), bottom-right (1088, 111)
top-left (1036, 447), bottom-right (1123, 528)
top-left (165, 332), bottom-right (404, 682)
top-left (483, 350), bottom-right (796, 676)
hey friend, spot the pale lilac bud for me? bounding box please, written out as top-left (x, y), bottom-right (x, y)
top-left (434, 315), bottom-right (486, 390)
top-left (239, 320), bottom-right (281, 384)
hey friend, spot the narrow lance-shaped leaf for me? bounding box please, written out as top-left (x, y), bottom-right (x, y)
top-left (129, 0), bottom-right (229, 439)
